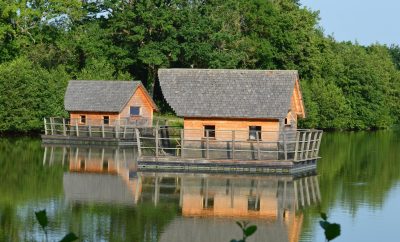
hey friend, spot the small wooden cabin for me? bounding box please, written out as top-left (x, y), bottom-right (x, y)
top-left (64, 80), bottom-right (157, 127)
top-left (158, 69), bottom-right (305, 141)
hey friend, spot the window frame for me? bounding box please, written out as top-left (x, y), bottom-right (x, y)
top-left (203, 125), bottom-right (216, 138)
top-left (103, 116), bottom-right (110, 125)
top-left (130, 106), bottom-right (141, 116)
top-left (80, 115), bottom-right (86, 124)
top-left (248, 126), bottom-right (262, 141)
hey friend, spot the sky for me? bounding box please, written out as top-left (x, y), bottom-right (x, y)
top-left (300, 0), bottom-right (400, 46)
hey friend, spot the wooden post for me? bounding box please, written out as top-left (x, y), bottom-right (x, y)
top-left (135, 128), bottom-right (142, 157)
top-left (256, 131), bottom-right (261, 160)
top-left (305, 132), bottom-right (312, 160)
top-left (283, 131), bottom-right (288, 160)
top-left (62, 118), bottom-right (66, 136)
top-left (75, 121), bottom-right (79, 137)
top-left (101, 124), bottom-right (105, 138)
top-left (155, 127), bottom-right (159, 157)
top-left (299, 131), bottom-right (306, 160)
top-left (310, 131), bottom-right (318, 158)
top-left (88, 120), bottom-right (92, 137)
top-left (50, 117), bottom-right (54, 135)
top-left (180, 129), bottom-right (184, 158)
top-left (206, 130), bottom-right (209, 159)
top-left (314, 131), bottom-right (323, 157)
top-left (115, 124), bottom-right (119, 139)
top-left (293, 131), bottom-right (300, 161)
top-left (43, 118), bottom-right (48, 135)
top-left (123, 125), bottom-right (127, 138)
top-left (231, 130), bottom-right (235, 160)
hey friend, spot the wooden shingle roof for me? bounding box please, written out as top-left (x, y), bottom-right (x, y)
top-left (64, 80), bottom-right (156, 112)
top-left (158, 69), bottom-right (299, 119)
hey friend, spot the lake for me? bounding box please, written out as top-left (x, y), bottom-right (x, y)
top-left (0, 130), bottom-right (399, 242)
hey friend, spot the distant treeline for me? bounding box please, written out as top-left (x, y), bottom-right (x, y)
top-left (0, 0), bottom-right (399, 132)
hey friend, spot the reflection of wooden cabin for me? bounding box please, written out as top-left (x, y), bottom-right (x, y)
top-left (158, 69), bottom-right (305, 141)
top-left (64, 80), bottom-right (157, 127)
top-left (147, 174), bottom-right (320, 242)
top-left (59, 146), bottom-right (141, 205)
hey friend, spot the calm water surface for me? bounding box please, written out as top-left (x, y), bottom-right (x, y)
top-left (0, 130), bottom-right (399, 242)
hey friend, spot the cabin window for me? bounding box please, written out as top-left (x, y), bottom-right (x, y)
top-left (103, 116), bottom-right (110, 125)
top-left (249, 126), bottom-right (261, 140)
top-left (80, 160), bottom-right (85, 169)
top-left (204, 125), bottom-right (215, 138)
top-left (284, 118), bottom-right (291, 126)
top-left (248, 196), bottom-right (260, 211)
top-left (102, 160), bottom-right (109, 171)
top-left (80, 115), bottom-right (86, 124)
top-left (130, 106), bottom-right (141, 116)
top-left (203, 197), bottom-right (214, 209)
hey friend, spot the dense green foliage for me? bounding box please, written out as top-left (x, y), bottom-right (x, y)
top-left (0, 0), bottom-right (399, 132)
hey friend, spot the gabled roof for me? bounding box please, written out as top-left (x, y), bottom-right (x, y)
top-left (64, 80), bottom-right (157, 112)
top-left (158, 69), bottom-right (299, 119)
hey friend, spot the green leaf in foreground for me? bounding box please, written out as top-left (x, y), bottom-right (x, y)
top-left (59, 232), bottom-right (78, 242)
top-left (35, 210), bottom-right (48, 229)
top-left (324, 223), bottom-right (341, 241)
top-left (244, 225), bottom-right (257, 237)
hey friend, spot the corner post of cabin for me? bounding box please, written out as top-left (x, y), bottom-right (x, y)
top-left (180, 129), bottom-right (184, 158)
top-left (62, 118), bottom-right (66, 136)
top-left (206, 130), bottom-right (209, 159)
top-left (231, 130), bottom-right (235, 160)
top-left (43, 118), bottom-right (48, 135)
top-left (135, 128), bottom-right (142, 157)
top-left (155, 126), bottom-right (159, 157)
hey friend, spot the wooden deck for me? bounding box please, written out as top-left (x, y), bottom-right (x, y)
top-left (137, 156), bottom-right (318, 175)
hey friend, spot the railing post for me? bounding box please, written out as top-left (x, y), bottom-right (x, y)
top-left (135, 128), bottom-right (142, 157)
top-left (155, 127), bottom-right (159, 157)
top-left (115, 124), bottom-right (119, 139)
top-left (180, 129), bottom-right (184, 158)
top-left (314, 131), bottom-right (323, 158)
top-left (231, 130), bottom-right (235, 160)
top-left (123, 125), bottom-right (127, 138)
top-left (305, 131), bottom-right (312, 160)
top-left (283, 131), bottom-right (288, 160)
top-left (256, 131), bottom-right (261, 160)
top-left (299, 131), bottom-right (307, 160)
top-left (293, 131), bottom-right (300, 161)
top-left (88, 120), bottom-right (92, 137)
top-left (50, 117), bottom-right (54, 135)
top-left (310, 131), bottom-right (318, 158)
top-left (75, 121), bottom-right (79, 137)
top-left (44, 118), bottom-right (48, 135)
top-left (101, 123), bottom-right (105, 138)
top-left (206, 130), bottom-right (209, 159)
top-left (62, 118), bottom-right (66, 136)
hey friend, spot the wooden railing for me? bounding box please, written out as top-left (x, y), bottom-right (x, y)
top-left (136, 127), bottom-right (323, 162)
top-left (43, 117), bottom-right (152, 139)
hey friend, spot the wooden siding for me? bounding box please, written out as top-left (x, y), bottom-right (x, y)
top-left (70, 112), bottom-right (119, 125)
top-left (120, 86), bottom-right (154, 121)
top-left (183, 117), bottom-right (280, 141)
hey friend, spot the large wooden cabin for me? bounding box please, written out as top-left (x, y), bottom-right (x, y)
top-left (158, 69), bottom-right (305, 141)
top-left (64, 80), bottom-right (157, 127)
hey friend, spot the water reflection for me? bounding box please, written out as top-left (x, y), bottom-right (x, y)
top-left (42, 145), bottom-right (321, 242)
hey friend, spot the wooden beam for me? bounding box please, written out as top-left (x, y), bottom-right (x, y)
top-left (256, 131), bottom-right (261, 160)
top-left (62, 118), bottom-right (66, 136)
top-left (43, 118), bottom-right (48, 135)
top-left (293, 131), bottom-right (300, 161)
top-left (135, 128), bottom-right (142, 157)
top-left (180, 129), bottom-right (184, 158)
top-left (155, 127), bottom-right (159, 157)
top-left (283, 131), bottom-right (288, 160)
top-left (232, 130), bottom-right (235, 160)
top-left (206, 130), bottom-right (209, 159)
